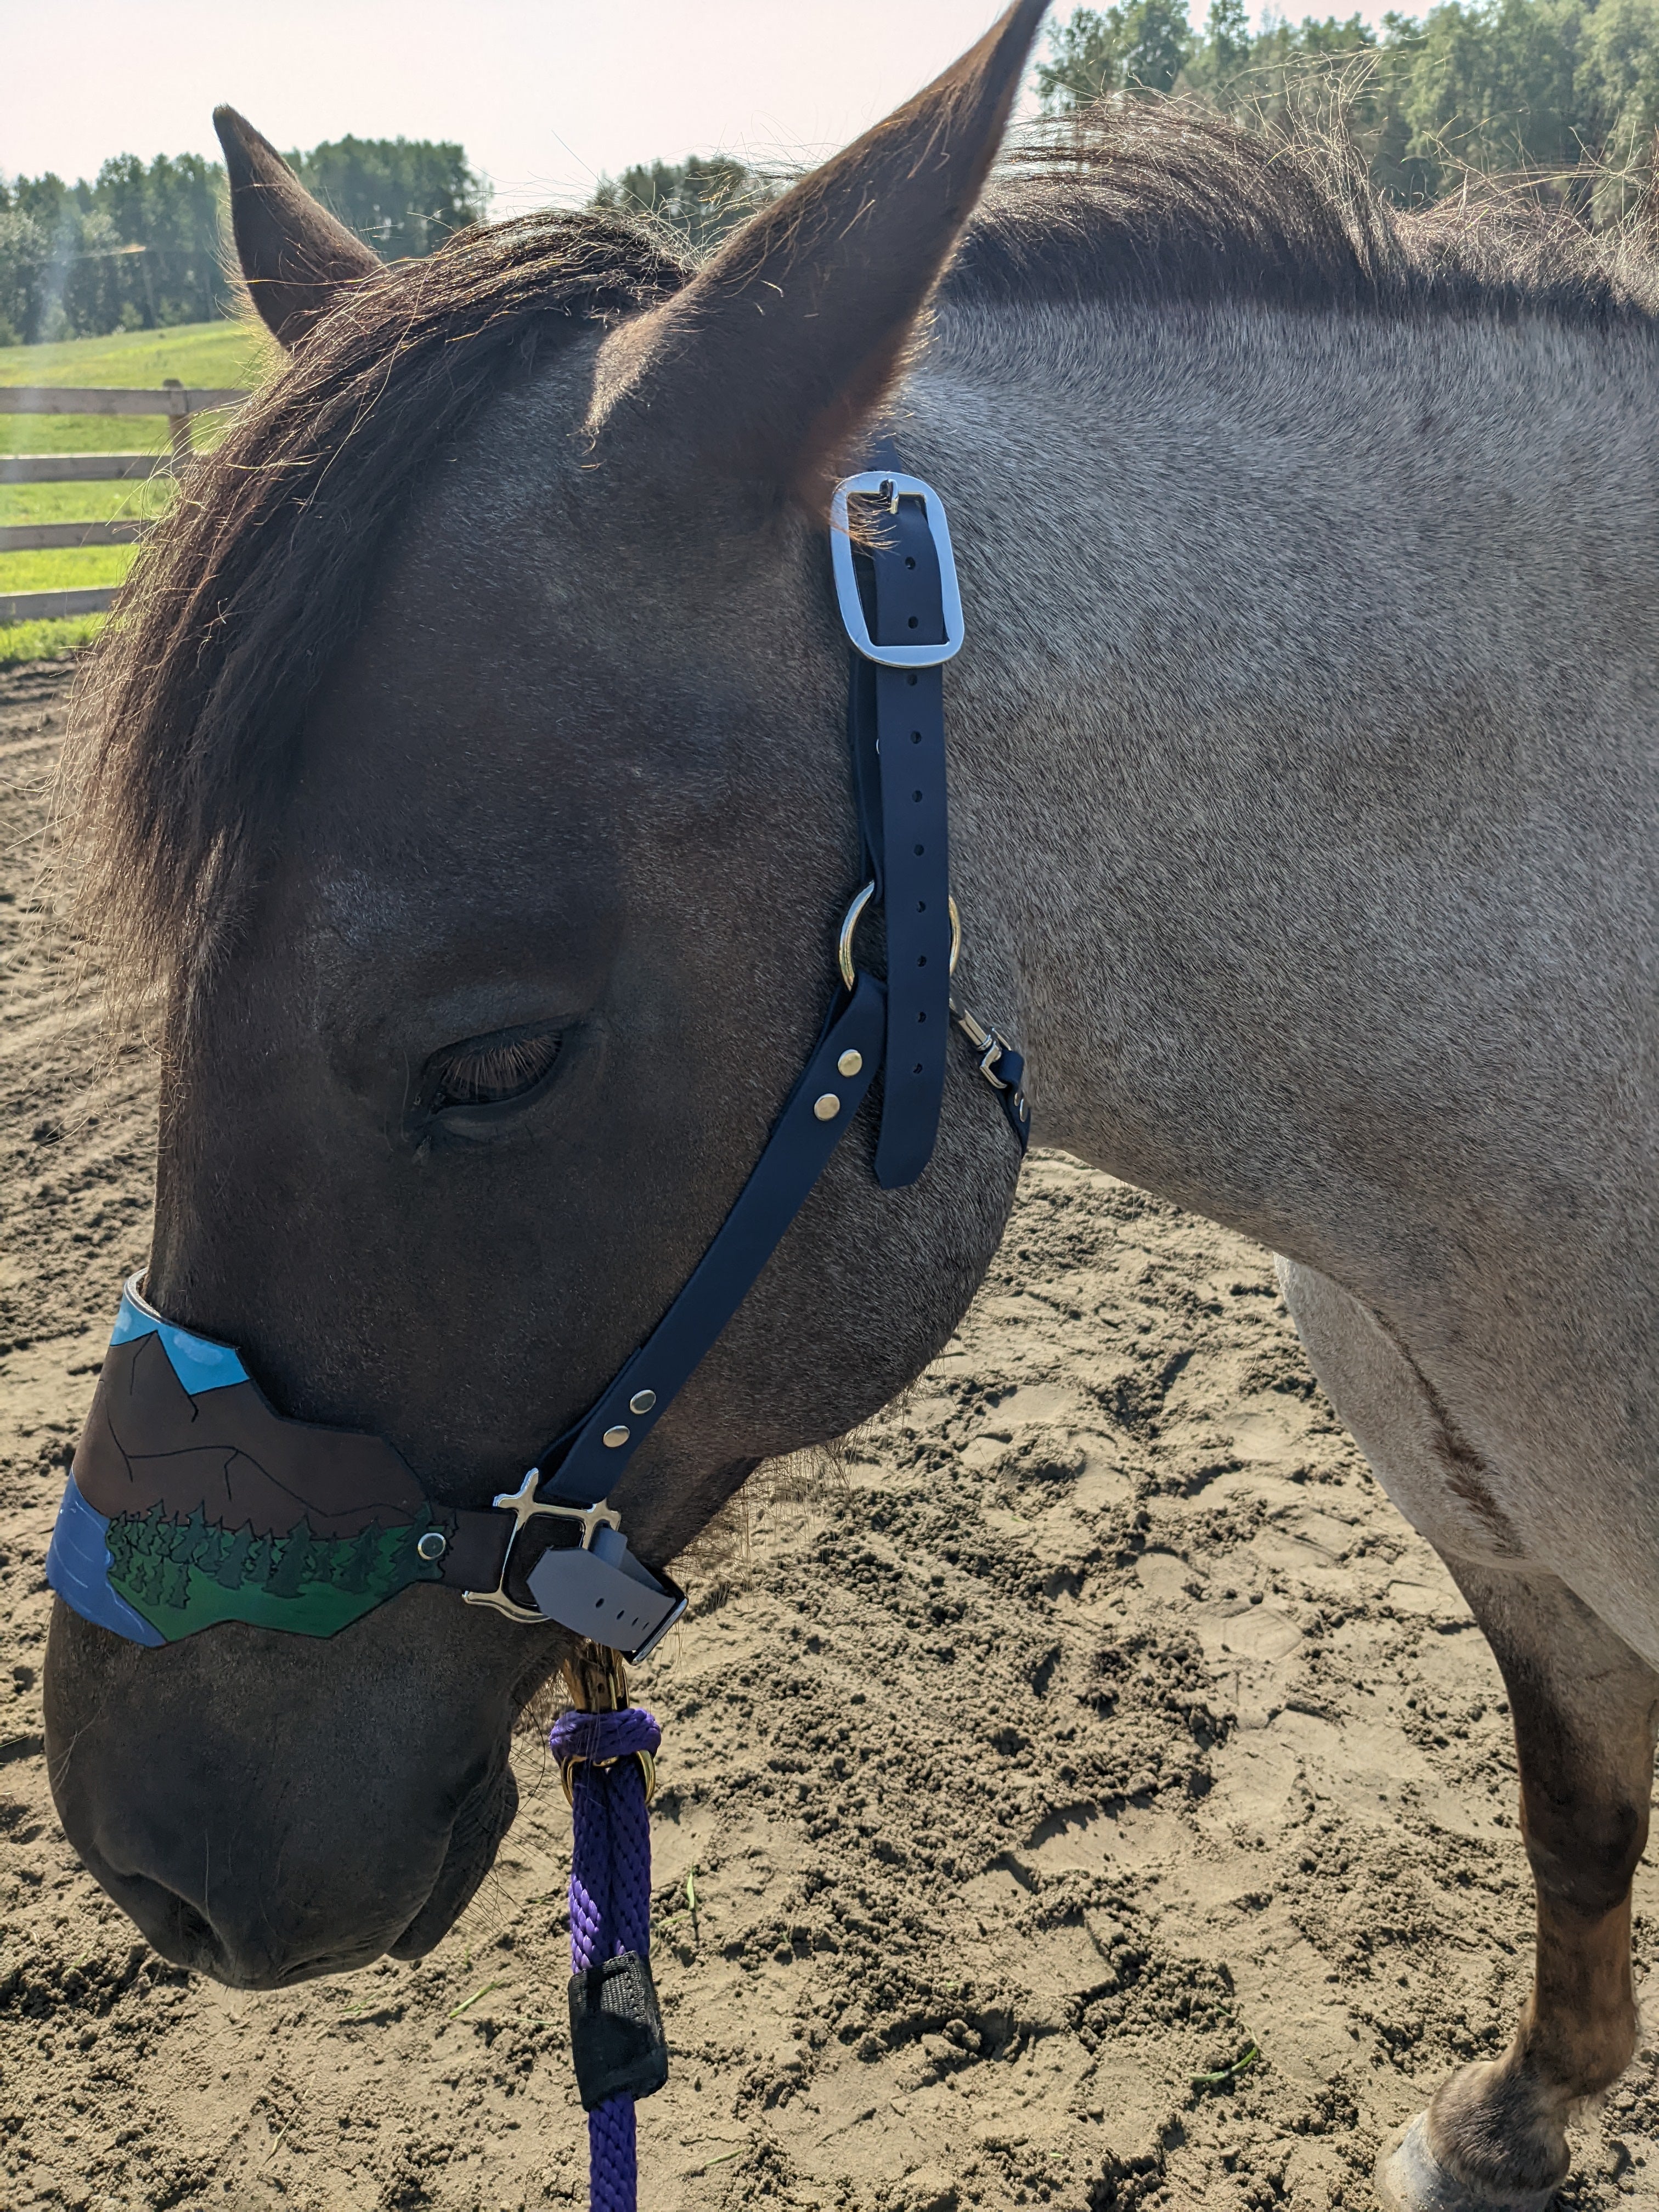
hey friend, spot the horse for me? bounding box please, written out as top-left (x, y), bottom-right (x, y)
top-left (42, 4), bottom-right (1658, 2205)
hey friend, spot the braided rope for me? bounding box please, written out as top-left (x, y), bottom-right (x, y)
top-left (550, 1703), bottom-right (662, 2212)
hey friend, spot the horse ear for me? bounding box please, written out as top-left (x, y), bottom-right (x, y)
top-left (594, 0), bottom-right (1048, 503)
top-left (212, 105), bottom-right (379, 348)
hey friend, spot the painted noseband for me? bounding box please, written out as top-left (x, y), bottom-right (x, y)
top-left (49, 1275), bottom-right (446, 1648)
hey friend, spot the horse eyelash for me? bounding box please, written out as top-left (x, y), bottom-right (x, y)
top-left (428, 1030), bottom-right (562, 1108)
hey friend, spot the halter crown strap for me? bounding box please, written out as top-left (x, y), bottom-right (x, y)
top-left (843, 450), bottom-right (958, 1187)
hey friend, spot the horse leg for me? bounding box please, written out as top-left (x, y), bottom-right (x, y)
top-left (1275, 1261), bottom-right (1659, 2210)
top-left (1378, 1562), bottom-right (1657, 2211)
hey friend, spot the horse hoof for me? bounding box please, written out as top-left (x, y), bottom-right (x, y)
top-left (1375, 2114), bottom-right (1562, 2212)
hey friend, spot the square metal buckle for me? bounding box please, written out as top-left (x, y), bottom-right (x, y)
top-left (830, 470), bottom-right (966, 669)
top-left (462, 1469), bottom-right (687, 1664)
top-left (462, 1469), bottom-right (620, 1627)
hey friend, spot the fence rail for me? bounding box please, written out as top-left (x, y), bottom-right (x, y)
top-left (0, 386), bottom-right (247, 416)
top-left (0, 586), bottom-right (117, 622)
top-left (1, 520), bottom-right (149, 552)
top-left (1, 381), bottom-right (249, 624)
top-left (0, 452), bottom-right (176, 484)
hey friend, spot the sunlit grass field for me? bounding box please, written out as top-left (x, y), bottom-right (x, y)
top-left (1, 319), bottom-right (274, 665)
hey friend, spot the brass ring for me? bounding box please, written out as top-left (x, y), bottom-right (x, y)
top-left (838, 881), bottom-right (877, 991)
top-left (559, 1748), bottom-right (657, 1808)
top-left (839, 883), bottom-right (960, 990)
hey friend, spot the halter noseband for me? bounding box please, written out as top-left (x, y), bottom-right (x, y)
top-left (46, 458), bottom-right (1030, 1660)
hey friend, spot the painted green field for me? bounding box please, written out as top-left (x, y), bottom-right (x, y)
top-left (0, 319), bottom-right (274, 665)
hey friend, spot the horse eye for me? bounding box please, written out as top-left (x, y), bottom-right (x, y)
top-left (425, 1025), bottom-right (562, 1109)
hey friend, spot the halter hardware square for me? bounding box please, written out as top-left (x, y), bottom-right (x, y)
top-left (462, 1471), bottom-right (690, 1667)
top-left (461, 1470), bottom-right (623, 1624)
top-left (830, 471), bottom-right (966, 667)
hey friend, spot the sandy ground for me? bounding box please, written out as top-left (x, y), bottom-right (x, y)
top-left (3, 660), bottom-right (1657, 2212)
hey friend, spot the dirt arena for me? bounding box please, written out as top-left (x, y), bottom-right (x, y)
top-left (3, 660), bottom-right (1656, 2212)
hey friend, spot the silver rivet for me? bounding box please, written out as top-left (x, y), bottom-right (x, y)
top-left (602, 1424), bottom-right (630, 1448)
top-left (813, 1093), bottom-right (840, 1121)
top-left (837, 1049), bottom-right (863, 1078)
top-left (629, 1389), bottom-right (657, 1415)
top-left (416, 1530), bottom-right (447, 1562)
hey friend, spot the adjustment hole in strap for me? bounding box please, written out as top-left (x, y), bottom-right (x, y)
top-left (911, 731), bottom-right (922, 743)
top-left (914, 843), bottom-right (925, 856)
top-left (907, 673), bottom-right (919, 686)
top-left (905, 555), bottom-right (916, 569)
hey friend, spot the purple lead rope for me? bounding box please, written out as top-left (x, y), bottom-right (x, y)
top-left (549, 1702), bottom-right (662, 2212)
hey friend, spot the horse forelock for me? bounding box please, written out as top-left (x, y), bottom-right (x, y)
top-left (59, 209), bottom-right (691, 1039)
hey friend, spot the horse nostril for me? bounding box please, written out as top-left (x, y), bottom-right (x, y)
top-left (145, 1880), bottom-right (216, 1954)
top-left (117, 1872), bottom-right (362, 1988)
top-left (113, 1871), bottom-right (228, 1974)
top-left (166, 1895), bottom-right (217, 1954)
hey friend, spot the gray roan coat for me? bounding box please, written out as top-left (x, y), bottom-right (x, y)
top-left (44, 5), bottom-right (1658, 2206)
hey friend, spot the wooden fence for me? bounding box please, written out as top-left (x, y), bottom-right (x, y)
top-left (0, 380), bottom-right (248, 624)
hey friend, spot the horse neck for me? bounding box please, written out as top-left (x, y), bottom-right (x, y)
top-left (906, 295), bottom-right (1659, 1296)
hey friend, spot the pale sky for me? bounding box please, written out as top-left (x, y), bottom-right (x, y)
top-left (2, 0), bottom-right (1393, 215)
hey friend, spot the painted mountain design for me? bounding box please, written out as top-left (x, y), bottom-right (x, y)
top-left (74, 1330), bottom-right (428, 1540)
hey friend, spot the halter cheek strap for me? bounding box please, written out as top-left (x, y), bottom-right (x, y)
top-left (437, 978), bottom-right (885, 1652)
top-left (444, 461), bottom-right (1028, 1652)
top-left (840, 466), bottom-right (959, 1188)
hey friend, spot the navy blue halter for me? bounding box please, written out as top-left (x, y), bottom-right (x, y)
top-left (442, 459), bottom-right (1032, 1655)
top-left (38, 461), bottom-right (1033, 2212)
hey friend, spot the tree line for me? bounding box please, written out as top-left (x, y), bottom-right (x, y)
top-left (596, 0), bottom-right (1659, 246)
top-left (11, 0), bottom-right (1659, 347)
top-left (1036, 0), bottom-right (1659, 219)
top-left (589, 155), bottom-right (777, 251)
top-left (0, 137), bottom-right (488, 347)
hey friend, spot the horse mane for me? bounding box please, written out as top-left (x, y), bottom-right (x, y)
top-left (951, 103), bottom-right (1659, 326)
top-left (60, 109), bottom-right (1659, 1031)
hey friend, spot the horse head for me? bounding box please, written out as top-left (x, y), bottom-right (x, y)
top-left (43, 3), bottom-right (1047, 1989)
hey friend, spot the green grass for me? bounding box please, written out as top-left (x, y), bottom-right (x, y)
top-left (1, 321), bottom-right (268, 387)
top-left (1, 546), bottom-right (136, 591)
top-left (0, 319), bottom-right (275, 666)
top-left (0, 613), bottom-right (104, 668)
top-left (0, 477), bottom-right (173, 526)
top-left (0, 409), bottom-right (242, 458)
